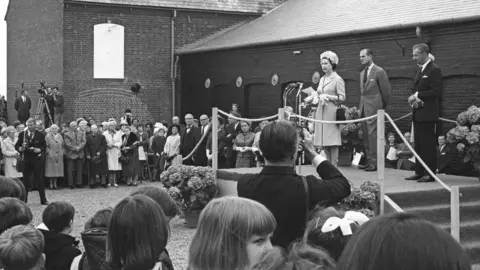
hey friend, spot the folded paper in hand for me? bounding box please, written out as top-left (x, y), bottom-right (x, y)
top-left (408, 156), bottom-right (415, 163)
top-left (352, 153), bottom-right (362, 166)
top-left (386, 147), bottom-right (398, 161)
top-left (301, 87), bottom-right (315, 95)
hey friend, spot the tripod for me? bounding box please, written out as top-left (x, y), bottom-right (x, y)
top-left (34, 97), bottom-right (53, 127)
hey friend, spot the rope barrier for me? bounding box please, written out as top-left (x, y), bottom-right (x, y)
top-left (439, 117), bottom-right (458, 124)
top-left (391, 113), bottom-right (412, 122)
top-left (385, 113), bottom-right (452, 192)
top-left (217, 110), bottom-right (279, 122)
top-left (287, 112), bottom-right (378, 124)
top-left (182, 124), bottom-right (211, 161)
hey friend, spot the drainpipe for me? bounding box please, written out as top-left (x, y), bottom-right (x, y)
top-left (171, 10), bottom-right (177, 117)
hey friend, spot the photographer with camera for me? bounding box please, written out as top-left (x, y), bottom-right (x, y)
top-left (52, 87), bottom-right (64, 125)
top-left (120, 109), bottom-right (133, 126)
top-left (237, 120), bottom-right (351, 249)
top-left (42, 87), bottom-right (55, 127)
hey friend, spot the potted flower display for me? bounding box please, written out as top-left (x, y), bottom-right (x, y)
top-left (338, 105), bottom-right (363, 166)
top-left (160, 165), bottom-right (218, 227)
top-left (446, 105), bottom-right (480, 179)
top-left (338, 180), bottom-right (380, 218)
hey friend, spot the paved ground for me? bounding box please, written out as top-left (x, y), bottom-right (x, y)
top-left (222, 165), bottom-right (480, 194)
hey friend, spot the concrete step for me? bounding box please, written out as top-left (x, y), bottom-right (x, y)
top-left (403, 201), bottom-right (480, 225)
top-left (439, 221), bottom-right (480, 243)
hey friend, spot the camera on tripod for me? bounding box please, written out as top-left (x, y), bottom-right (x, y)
top-left (38, 81), bottom-right (48, 97)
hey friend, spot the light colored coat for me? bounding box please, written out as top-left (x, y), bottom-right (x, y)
top-left (314, 72), bottom-right (345, 147)
top-left (104, 130), bottom-right (123, 171)
top-left (2, 137), bottom-right (22, 178)
top-left (359, 64), bottom-right (391, 163)
top-left (64, 130), bottom-right (86, 159)
top-left (164, 134), bottom-right (182, 166)
top-left (45, 133), bottom-right (64, 177)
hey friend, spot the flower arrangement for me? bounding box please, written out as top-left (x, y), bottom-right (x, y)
top-left (160, 165), bottom-right (218, 212)
top-left (338, 180), bottom-right (380, 218)
top-left (339, 105), bottom-right (363, 146)
top-left (447, 105), bottom-right (480, 176)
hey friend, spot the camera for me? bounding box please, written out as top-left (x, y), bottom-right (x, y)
top-left (38, 81), bottom-right (47, 97)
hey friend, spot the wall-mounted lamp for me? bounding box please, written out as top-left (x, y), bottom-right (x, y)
top-left (416, 26), bottom-right (422, 37)
top-left (293, 50), bottom-right (303, 55)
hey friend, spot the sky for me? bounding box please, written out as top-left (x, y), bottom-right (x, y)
top-left (0, 0), bottom-right (7, 98)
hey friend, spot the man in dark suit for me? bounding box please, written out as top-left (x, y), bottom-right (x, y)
top-left (180, 113), bottom-right (200, 165)
top-left (405, 43), bottom-right (443, 183)
top-left (14, 90), bottom-right (32, 123)
top-left (357, 48), bottom-right (392, 172)
top-left (225, 112), bottom-right (242, 168)
top-left (194, 114), bottom-right (210, 166)
top-left (436, 134), bottom-right (455, 174)
top-left (15, 118), bottom-right (49, 205)
top-left (206, 116), bottom-right (230, 168)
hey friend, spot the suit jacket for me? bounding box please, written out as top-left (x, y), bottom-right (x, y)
top-left (14, 96), bottom-right (32, 118)
top-left (64, 130), bottom-right (87, 159)
top-left (15, 130), bottom-right (46, 161)
top-left (53, 94), bottom-right (65, 114)
top-left (194, 125), bottom-right (210, 165)
top-left (225, 122), bottom-right (241, 145)
top-left (437, 144), bottom-right (454, 173)
top-left (206, 128), bottom-right (231, 157)
top-left (180, 126), bottom-right (200, 157)
top-left (412, 61), bottom-right (443, 122)
top-left (359, 64), bottom-right (391, 116)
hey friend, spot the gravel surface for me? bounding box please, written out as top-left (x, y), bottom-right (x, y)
top-left (27, 182), bottom-right (193, 270)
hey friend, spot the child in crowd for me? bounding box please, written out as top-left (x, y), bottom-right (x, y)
top-left (70, 207), bottom-right (113, 270)
top-left (0, 176), bottom-right (27, 202)
top-left (0, 197), bottom-right (33, 234)
top-left (0, 224), bottom-right (46, 270)
top-left (252, 242), bottom-right (336, 270)
top-left (188, 196), bottom-right (276, 270)
top-left (106, 195), bottom-right (171, 270)
top-left (39, 201), bottom-right (81, 270)
top-left (305, 207), bottom-right (369, 261)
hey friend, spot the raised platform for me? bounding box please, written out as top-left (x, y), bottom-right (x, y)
top-left (217, 165), bottom-right (480, 194)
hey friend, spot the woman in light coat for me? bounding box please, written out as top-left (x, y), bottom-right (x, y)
top-left (2, 126), bottom-right (23, 178)
top-left (164, 124), bottom-right (182, 168)
top-left (45, 124), bottom-right (64, 189)
top-left (104, 121), bottom-right (122, 186)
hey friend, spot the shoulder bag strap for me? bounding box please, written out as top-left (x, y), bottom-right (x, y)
top-left (301, 176), bottom-right (310, 224)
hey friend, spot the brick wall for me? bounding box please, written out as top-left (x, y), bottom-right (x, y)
top-left (5, 0), bottom-right (63, 123)
top-left (62, 3), bottom-right (252, 124)
top-left (180, 20), bottom-right (480, 134)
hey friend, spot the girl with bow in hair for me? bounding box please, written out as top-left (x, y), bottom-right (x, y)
top-left (305, 207), bottom-right (369, 261)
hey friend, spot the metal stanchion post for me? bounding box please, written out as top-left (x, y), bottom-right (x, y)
top-left (377, 109), bottom-right (385, 215)
top-left (278, 108), bottom-right (285, 120)
top-left (212, 107), bottom-right (219, 174)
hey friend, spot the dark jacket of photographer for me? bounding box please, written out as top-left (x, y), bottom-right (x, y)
top-left (54, 94), bottom-right (65, 114)
top-left (237, 158), bottom-right (351, 249)
top-left (44, 94), bottom-right (55, 115)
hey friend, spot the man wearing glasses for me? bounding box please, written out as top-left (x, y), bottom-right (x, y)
top-left (194, 114), bottom-right (210, 166)
top-left (180, 113), bottom-right (201, 165)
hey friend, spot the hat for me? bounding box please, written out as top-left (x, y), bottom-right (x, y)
top-left (119, 120), bottom-right (128, 127)
top-left (320, 50), bottom-right (339, 65)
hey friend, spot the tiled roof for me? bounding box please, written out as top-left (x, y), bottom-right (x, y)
top-left (68, 0), bottom-right (286, 14)
top-left (176, 0), bottom-right (480, 54)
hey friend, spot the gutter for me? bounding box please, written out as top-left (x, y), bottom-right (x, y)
top-left (62, 0), bottom-right (264, 16)
top-left (177, 14), bottom-right (480, 55)
top-left (171, 10), bottom-right (177, 117)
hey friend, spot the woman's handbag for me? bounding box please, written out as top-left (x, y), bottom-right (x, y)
top-left (336, 105), bottom-right (346, 121)
top-left (118, 153), bottom-right (130, 164)
top-left (16, 155), bottom-right (25, 173)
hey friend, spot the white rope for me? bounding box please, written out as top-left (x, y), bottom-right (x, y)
top-left (440, 117), bottom-right (458, 124)
top-left (287, 112), bottom-right (377, 124)
top-left (217, 110), bottom-right (278, 122)
top-left (182, 124), bottom-right (211, 161)
top-left (392, 113), bottom-right (412, 122)
top-left (385, 113), bottom-right (452, 192)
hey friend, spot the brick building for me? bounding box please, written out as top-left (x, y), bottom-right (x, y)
top-left (177, 0), bottom-right (480, 134)
top-left (5, 0), bottom-right (285, 124)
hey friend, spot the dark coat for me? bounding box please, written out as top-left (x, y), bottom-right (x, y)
top-left (14, 96), bottom-right (31, 122)
top-left (40, 229), bottom-right (81, 270)
top-left (79, 228), bottom-right (114, 270)
top-left (180, 126), bottom-right (200, 158)
top-left (412, 61), bottom-right (443, 122)
top-left (121, 132), bottom-right (140, 177)
top-left (237, 161), bottom-right (351, 249)
top-left (54, 94), bottom-right (65, 114)
top-left (194, 125), bottom-right (210, 166)
top-left (86, 133), bottom-right (109, 175)
top-left (15, 130), bottom-right (46, 162)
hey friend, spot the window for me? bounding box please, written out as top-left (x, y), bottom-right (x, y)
top-left (93, 23), bottom-right (125, 79)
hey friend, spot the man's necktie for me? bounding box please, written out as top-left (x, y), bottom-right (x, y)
top-left (363, 67), bottom-right (368, 86)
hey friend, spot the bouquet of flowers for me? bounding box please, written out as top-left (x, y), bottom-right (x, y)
top-left (339, 106), bottom-right (362, 145)
top-left (160, 165), bottom-right (218, 212)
